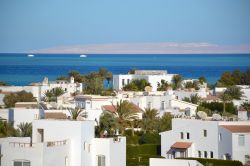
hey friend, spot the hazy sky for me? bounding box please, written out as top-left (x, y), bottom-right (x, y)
top-left (0, 0), bottom-right (250, 53)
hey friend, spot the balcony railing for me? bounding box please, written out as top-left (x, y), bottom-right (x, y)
top-left (9, 142), bottom-right (34, 148)
top-left (47, 140), bottom-right (67, 147)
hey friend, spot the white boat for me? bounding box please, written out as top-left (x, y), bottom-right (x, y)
top-left (27, 54), bottom-right (35, 57)
top-left (80, 54), bottom-right (87, 58)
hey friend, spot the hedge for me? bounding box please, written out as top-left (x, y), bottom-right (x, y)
top-left (177, 157), bottom-right (243, 166)
top-left (127, 144), bottom-right (162, 166)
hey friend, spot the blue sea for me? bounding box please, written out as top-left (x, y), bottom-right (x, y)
top-left (0, 53), bottom-right (250, 86)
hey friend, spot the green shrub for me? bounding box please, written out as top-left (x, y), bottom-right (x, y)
top-left (177, 158), bottom-right (243, 166)
top-left (127, 144), bottom-right (162, 166)
top-left (139, 133), bottom-right (160, 144)
top-left (126, 135), bottom-right (140, 144)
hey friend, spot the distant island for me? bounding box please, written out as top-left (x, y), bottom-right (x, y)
top-left (31, 42), bottom-right (250, 54)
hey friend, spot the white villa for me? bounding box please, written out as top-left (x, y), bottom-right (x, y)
top-left (113, 70), bottom-right (176, 91)
top-left (0, 119), bottom-right (126, 166)
top-left (160, 118), bottom-right (250, 165)
top-left (0, 76), bottom-right (83, 102)
top-left (129, 91), bottom-right (198, 117)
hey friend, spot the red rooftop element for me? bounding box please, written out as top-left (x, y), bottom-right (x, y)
top-left (221, 125), bottom-right (250, 133)
top-left (171, 142), bottom-right (192, 149)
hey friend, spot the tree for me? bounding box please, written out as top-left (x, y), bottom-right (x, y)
top-left (99, 113), bottom-right (117, 136)
top-left (0, 121), bottom-right (17, 137)
top-left (17, 122), bottom-right (32, 137)
top-left (218, 72), bottom-right (234, 87)
top-left (224, 86), bottom-right (243, 100)
top-left (98, 68), bottom-right (109, 79)
top-left (220, 93), bottom-right (232, 114)
top-left (44, 90), bottom-right (55, 102)
top-left (0, 81), bottom-right (8, 86)
top-left (142, 108), bottom-right (159, 133)
top-left (123, 79), bottom-right (150, 91)
top-left (190, 94), bottom-right (200, 104)
top-left (113, 100), bottom-right (138, 135)
top-left (158, 113), bottom-right (172, 132)
top-left (241, 102), bottom-right (250, 112)
top-left (53, 87), bottom-right (65, 102)
top-left (56, 76), bottom-right (68, 80)
top-left (3, 91), bottom-right (36, 108)
top-left (157, 80), bottom-right (170, 91)
top-left (198, 76), bottom-right (207, 84)
top-left (173, 74), bottom-right (183, 89)
top-left (68, 107), bottom-right (83, 120)
top-left (68, 70), bottom-right (84, 83)
top-left (240, 69), bottom-right (250, 85)
top-left (84, 73), bottom-right (104, 94)
top-left (128, 68), bottom-right (136, 74)
top-left (232, 70), bottom-right (241, 85)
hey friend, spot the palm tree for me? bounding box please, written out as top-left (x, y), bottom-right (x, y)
top-left (113, 100), bottom-right (138, 135)
top-left (44, 90), bottom-right (54, 102)
top-left (173, 74), bottom-right (183, 90)
top-left (68, 107), bottom-right (84, 120)
top-left (17, 122), bottom-right (32, 137)
top-left (142, 108), bottom-right (159, 133)
top-left (220, 93), bottom-right (232, 114)
top-left (53, 87), bottom-right (65, 102)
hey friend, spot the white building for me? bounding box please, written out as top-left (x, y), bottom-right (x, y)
top-left (160, 118), bottom-right (250, 165)
top-left (0, 119), bottom-right (126, 166)
top-left (0, 76), bottom-right (83, 102)
top-left (113, 70), bottom-right (176, 91)
top-left (129, 91), bottom-right (198, 117)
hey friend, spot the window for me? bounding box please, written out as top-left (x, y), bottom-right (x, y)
top-left (180, 132), bottom-right (184, 139)
top-left (161, 101), bottom-right (165, 110)
top-left (97, 155), bottom-right (105, 166)
top-left (65, 88), bottom-right (67, 91)
top-left (198, 151), bottom-right (201, 158)
top-left (13, 160), bottom-right (30, 166)
top-left (219, 133), bottom-right (222, 141)
top-left (187, 132), bottom-right (190, 139)
top-left (210, 151), bottom-right (213, 158)
top-left (238, 135), bottom-right (245, 146)
top-left (203, 130), bottom-right (207, 137)
top-left (127, 79), bottom-right (130, 84)
top-left (204, 151), bottom-right (207, 158)
top-left (122, 79), bottom-right (125, 86)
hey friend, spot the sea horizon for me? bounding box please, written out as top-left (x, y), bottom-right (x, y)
top-left (0, 53), bottom-right (250, 86)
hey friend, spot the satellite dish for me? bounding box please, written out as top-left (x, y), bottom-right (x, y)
top-left (144, 86), bottom-right (152, 92)
top-left (197, 111), bottom-right (207, 120)
top-left (212, 113), bottom-right (222, 121)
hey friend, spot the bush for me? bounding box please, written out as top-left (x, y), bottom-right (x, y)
top-left (177, 158), bottom-right (243, 166)
top-left (200, 102), bottom-right (236, 115)
top-left (127, 144), bottom-right (162, 166)
top-left (126, 135), bottom-right (140, 144)
top-left (139, 133), bottom-right (160, 144)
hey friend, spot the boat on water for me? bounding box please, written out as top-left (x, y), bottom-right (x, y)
top-left (80, 54), bottom-right (87, 58)
top-left (27, 54), bottom-right (35, 57)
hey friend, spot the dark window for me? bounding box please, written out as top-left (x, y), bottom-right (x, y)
top-left (204, 151), bottom-right (207, 158)
top-left (122, 79), bottom-right (125, 86)
top-left (180, 132), bottom-right (184, 139)
top-left (198, 151), bottom-right (201, 157)
top-left (187, 132), bottom-right (190, 139)
top-left (210, 151), bottom-right (213, 158)
top-left (203, 130), bottom-right (207, 137)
